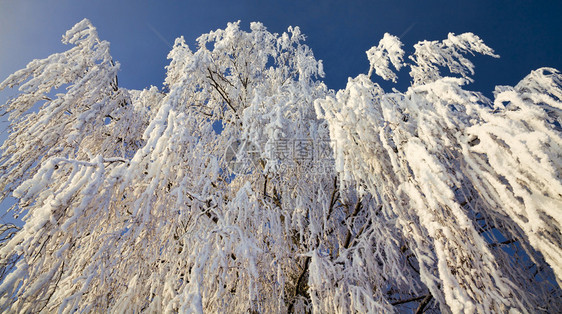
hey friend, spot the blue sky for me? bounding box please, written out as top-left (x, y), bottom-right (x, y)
top-left (1, 1), bottom-right (561, 94)
top-left (1, 0), bottom-right (561, 221)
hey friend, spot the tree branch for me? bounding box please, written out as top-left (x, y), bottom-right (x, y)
top-left (415, 294), bottom-right (433, 313)
top-left (207, 68), bottom-right (237, 114)
top-left (391, 295), bottom-right (426, 306)
top-left (288, 256), bottom-right (311, 313)
top-left (342, 200), bottom-right (364, 250)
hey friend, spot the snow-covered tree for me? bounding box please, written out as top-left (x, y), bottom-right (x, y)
top-left (0, 19), bottom-right (560, 313)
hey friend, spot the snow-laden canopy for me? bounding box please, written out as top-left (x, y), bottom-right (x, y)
top-left (0, 19), bottom-right (561, 313)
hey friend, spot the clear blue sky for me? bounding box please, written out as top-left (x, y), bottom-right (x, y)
top-left (1, 0), bottom-right (561, 222)
top-left (1, 0), bottom-right (561, 94)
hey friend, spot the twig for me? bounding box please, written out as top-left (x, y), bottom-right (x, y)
top-left (391, 295), bottom-right (426, 306)
top-left (415, 294), bottom-right (433, 313)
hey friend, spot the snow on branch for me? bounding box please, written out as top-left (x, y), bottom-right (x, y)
top-left (366, 31), bottom-right (499, 86)
top-left (367, 33), bottom-right (405, 82)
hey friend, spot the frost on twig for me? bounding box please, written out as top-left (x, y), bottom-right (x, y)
top-left (367, 31), bottom-right (499, 85)
top-left (366, 33), bottom-right (405, 82)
